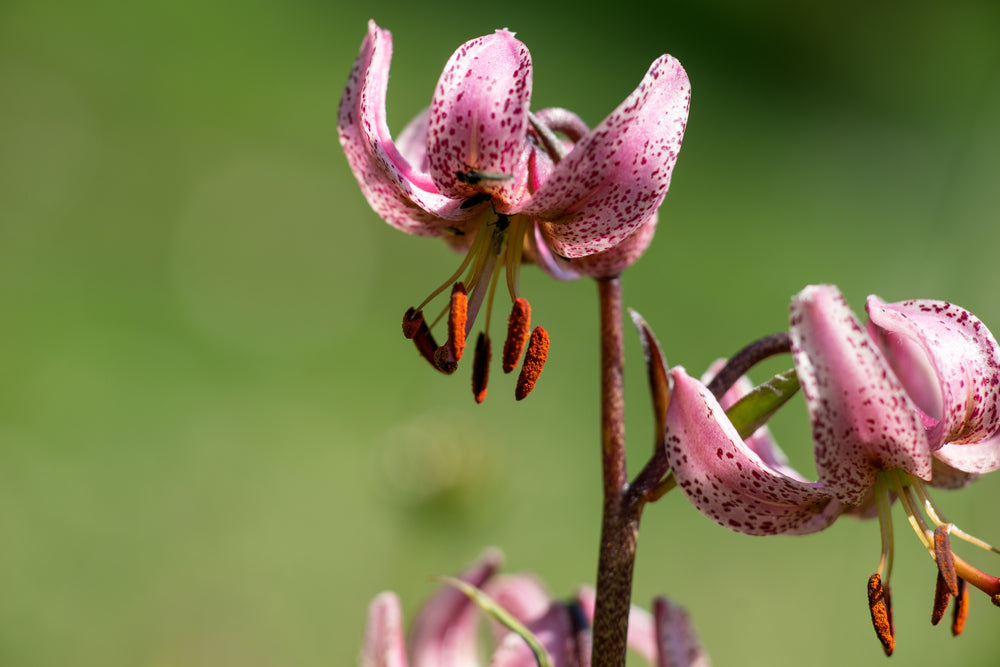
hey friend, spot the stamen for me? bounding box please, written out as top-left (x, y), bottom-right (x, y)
top-left (868, 573), bottom-right (895, 656)
top-left (432, 347), bottom-right (458, 374)
top-left (913, 480), bottom-right (1000, 554)
top-left (502, 298), bottom-right (531, 373)
top-left (515, 326), bottom-right (549, 401)
top-left (952, 578), bottom-right (969, 636)
top-left (874, 477), bottom-right (895, 582)
top-left (472, 332), bottom-right (491, 404)
top-left (931, 570), bottom-right (951, 625)
top-left (934, 524), bottom-right (959, 596)
top-left (402, 308), bottom-right (423, 339)
top-left (413, 311), bottom-right (444, 372)
top-left (448, 283), bottom-right (468, 362)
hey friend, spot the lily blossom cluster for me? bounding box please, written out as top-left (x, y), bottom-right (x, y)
top-left (360, 550), bottom-right (709, 667)
top-left (339, 21), bottom-right (690, 402)
top-left (661, 284), bottom-right (1000, 654)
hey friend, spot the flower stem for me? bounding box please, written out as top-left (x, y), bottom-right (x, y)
top-left (591, 276), bottom-right (640, 667)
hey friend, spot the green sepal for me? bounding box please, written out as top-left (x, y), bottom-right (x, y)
top-left (725, 369), bottom-right (800, 439)
top-left (437, 575), bottom-right (553, 667)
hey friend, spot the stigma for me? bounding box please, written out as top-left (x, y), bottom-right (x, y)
top-left (401, 208), bottom-right (548, 403)
top-left (865, 471), bottom-right (1000, 654)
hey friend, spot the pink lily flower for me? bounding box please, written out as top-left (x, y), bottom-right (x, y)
top-left (339, 21), bottom-right (690, 402)
top-left (359, 550), bottom-right (709, 666)
top-left (662, 284), bottom-right (1000, 654)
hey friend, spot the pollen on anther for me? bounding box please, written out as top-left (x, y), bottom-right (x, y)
top-left (952, 578), bottom-right (969, 636)
top-left (515, 326), bottom-right (549, 401)
top-left (502, 298), bottom-right (531, 373)
top-left (868, 573), bottom-right (895, 656)
top-left (402, 307), bottom-right (423, 339)
top-left (472, 332), bottom-right (491, 404)
top-left (934, 525), bottom-right (959, 597)
top-left (411, 316), bottom-right (441, 371)
top-left (448, 283), bottom-right (468, 362)
top-left (931, 570), bottom-right (951, 626)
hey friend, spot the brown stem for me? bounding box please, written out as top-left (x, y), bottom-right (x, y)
top-left (705, 332), bottom-right (791, 399)
top-left (591, 276), bottom-right (639, 667)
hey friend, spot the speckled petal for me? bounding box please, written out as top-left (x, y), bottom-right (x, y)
top-left (790, 285), bottom-right (931, 506)
top-left (361, 592), bottom-right (409, 667)
top-left (934, 432), bottom-right (1000, 481)
top-left (663, 367), bottom-right (840, 536)
top-left (522, 55), bottom-right (690, 258)
top-left (409, 549), bottom-right (502, 667)
top-left (866, 296), bottom-right (1000, 450)
top-left (559, 213), bottom-right (658, 278)
top-left (338, 21), bottom-right (477, 237)
top-left (701, 360), bottom-right (808, 483)
top-left (652, 597), bottom-right (711, 667)
top-left (427, 30), bottom-right (533, 209)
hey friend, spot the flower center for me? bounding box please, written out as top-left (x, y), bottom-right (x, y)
top-left (401, 207), bottom-right (548, 403)
top-left (866, 470), bottom-right (1000, 654)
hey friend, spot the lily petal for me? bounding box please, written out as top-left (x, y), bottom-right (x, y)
top-left (790, 285), bottom-right (932, 505)
top-left (652, 597), bottom-right (711, 667)
top-left (361, 592), bottom-right (409, 667)
top-left (866, 297), bottom-right (1000, 450)
top-left (702, 360), bottom-right (807, 484)
top-left (409, 549), bottom-right (503, 667)
top-left (524, 55), bottom-right (690, 258)
top-left (338, 21), bottom-right (480, 236)
top-left (565, 213), bottom-right (659, 278)
top-left (427, 29), bottom-right (533, 209)
top-left (664, 367), bottom-right (840, 536)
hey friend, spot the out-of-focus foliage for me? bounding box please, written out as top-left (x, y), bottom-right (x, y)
top-left (2, 0), bottom-right (999, 665)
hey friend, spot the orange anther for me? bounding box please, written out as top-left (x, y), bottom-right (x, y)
top-left (515, 326), bottom-right (549, 401)
top-left (868, 574), bottom-right (895, 656)
top-left (448, 283), bottom-right (468, 362)
top-left (502, 298), bottom-right (531, 373)
top-left (472, 333), bottom-right (491, 404)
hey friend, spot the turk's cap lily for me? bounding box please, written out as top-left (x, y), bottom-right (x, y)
top-left (359, 550), bottom-right (709, 666)
top-left (661, 284), bottom-right (1000, 653)
top-left (339, 20), bottom-right (690, 267)
top-left (339, 21), bottom-right (689, 401)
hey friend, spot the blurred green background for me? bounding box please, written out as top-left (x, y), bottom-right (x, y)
top-left (3, 0), bottom-right (1000, 664)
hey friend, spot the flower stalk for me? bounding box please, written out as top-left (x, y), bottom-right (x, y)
top-left (592, 275), bottom-right (641, 667)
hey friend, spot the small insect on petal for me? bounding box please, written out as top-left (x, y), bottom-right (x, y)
top-left (455, 169), bottom-right (514, 185)
top-left (515, 326), bottom-right (549, 401)
top-left (502, 298), bottom-right (531, 374)
top-left (935, 525), bottom-right (959, 597)
top-left (448, 283), bottom-right (468, 362)
top-left (952, 578), bottom-right (969, 636)
top-left (472, 333), bottom-right (491, 404)
top-left (868, 574), bottom-right (895, 656)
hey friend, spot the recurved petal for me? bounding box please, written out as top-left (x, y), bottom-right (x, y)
top-left (523, 55), bottom-right (690, 258)
top-left (427, 30), bottom-right (533, 208)
top-left (790, 285), bottom-right (932, 505)
top-left (338, 21), bottom-right (477, 236)
top-left (700, 360), bottom-right (808, 484)
top-left (933, 433), bottom-right (1000, 482)
top-left (866, 296), bottom-right (1000, 450)
top-left (409, 549), bottom-right (503, 667)
top-left (663, 367), bottom-right (840, 536)
top-left (361, 592), bottom-right (409, 667)
top-left (558, 212), bottom-right (658, 278)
